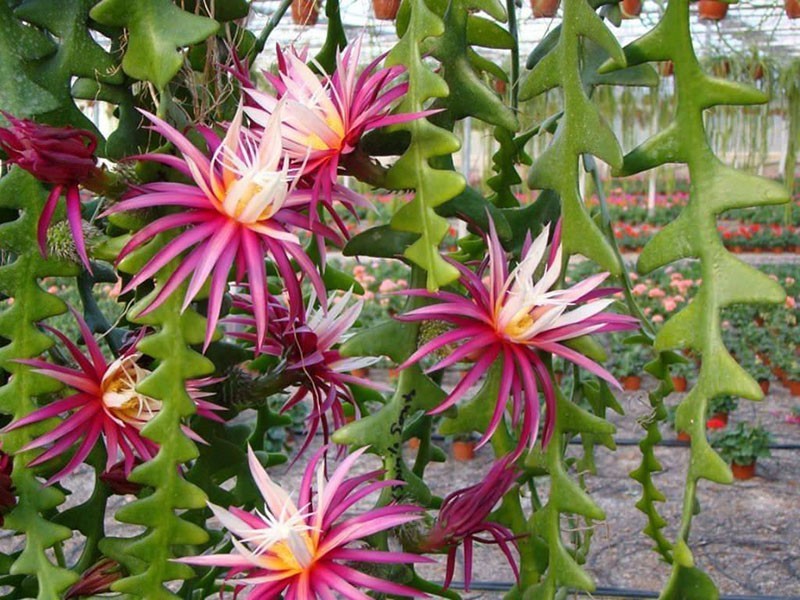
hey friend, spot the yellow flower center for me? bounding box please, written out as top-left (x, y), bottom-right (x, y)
top-left (101, 355), bottom-right (161, 428)
top-left (255, 529), bottom-right (318, 574)
top-left (505, 313), bottom-right (535, 339)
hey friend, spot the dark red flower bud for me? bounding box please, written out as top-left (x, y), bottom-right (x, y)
top-left (0, 451), bottom-right (16, 526)
top-left (0, 112), bottom-right (99, 270)
top-left (0, 112), bottom-right (97, 187)
top-left (64, 558), bottom-right (123, 599)
top-left (100, 459), bottom-right (143, 496)
top-left (283, 325), bottom-right (320, 361)
top-left (423, 456), bottom-right (521, 591)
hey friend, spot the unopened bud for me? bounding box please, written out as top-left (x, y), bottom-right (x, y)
top-left (65, 558), bottom-right (123, 599)
top-left (100, 459), bottom-right (143, 496)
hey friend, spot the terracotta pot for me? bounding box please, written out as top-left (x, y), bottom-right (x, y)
top-left (676, 431), bottom-right (691, 442)
top-left (621, 0), bottom-right (642, 18)
top-left (659, 61), bottom-right (674, 77)
top-left (759, 379), bottom-right (770, 395)
top-left (787, 380), bottom-right (800, 397)
top-left (291, 0), bottom-right (319, 25)
top-left (672, 376), bottom-right (687, 392)
top-left (452, 440), bottom-right (475, 461)
top-left (786, 0), bottom-right (800, 18)
top-left (621, 375), bottom-right (642, 391)
top-left (698, 0), bottom-right (728, 21)
top-left (407, 437), bottom-right (420, 450)
top-left (710, 412), bottom-right (729, 426)
top-left (494, 78), bottom-right (507, 94)
top-left (373, 0), bottom-right (400, 20)
top-left (773, 366), bottom-right (787, 383)
top-left (731, 462), bottom-right (756, 480)
top-left (530, 0), bottom-right (560, 18)
top-left (751, 63), bottom-right (765, 80)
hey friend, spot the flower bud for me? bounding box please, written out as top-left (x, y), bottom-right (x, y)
top-left (64, 558), bottom-right (123, 599)
top-left (99, 460), bottom-right (143, 496)
top-left (0, 451), bottom-right (16, 526)
top-left (0, 112), bottom-right (97, 186)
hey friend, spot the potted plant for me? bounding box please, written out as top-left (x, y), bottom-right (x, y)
top-left (697, 0), bottom-right (728, 21)
top-left (710, 422), bottom-right (773, 480)
top-left (667, 406), bottom-right (692, 442)
top-left (781, 357), bottom-right (800, 396)
top-left (452, 433), bottom-right (476, 461)
top-left (666, 405), bottom-right (690, 442)
top-left (670, 361), bottom-right (693, 392)
top-left (708, 395), bottom-right (739, 426)
top-left (739, 347), bottom-right (771, 394)
top-left (530, 0), bottom-right (560, 18)
top-left (611, 345), bottom-right (649, 391)
top-left (786, 0), bottom-right (800, 18)
top-left (621, 0), bottom-right (642, 18)
top-left (291, 0), bottom-right (319, 25)
top-left (373, 0), bottom-right (400, 20)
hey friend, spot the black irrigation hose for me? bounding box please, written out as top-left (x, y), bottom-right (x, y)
top-left (447, 581), bottom-right (800, 600)
top-left (574, 438), bottom-right (800, 450)
top-left (424, 433), bottom-right (800, 451)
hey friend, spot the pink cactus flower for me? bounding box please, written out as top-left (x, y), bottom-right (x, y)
top-left (104, 104), bottom-right (328, 351)
top-left (178, 446), bottom-right (428, 598)
top-left (0, 112), bottom-right (99, 269)
top-left (3, 307), bottom-right (223, 483)
top-left (229, 291), bottom-right (388, 455)
top-left (397, 221), bottom-right (638, 453)
top-left (422, 456), bottom-right (520, 591)
top-left (246, 38), bottom-right (429, 196)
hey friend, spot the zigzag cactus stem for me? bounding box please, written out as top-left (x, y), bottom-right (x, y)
top-left (602, 0), bottom-right (790, 594)
top-left (100, 260), bottom-right (216, 599)
top-left (0, 169), bottom-right (80, 599)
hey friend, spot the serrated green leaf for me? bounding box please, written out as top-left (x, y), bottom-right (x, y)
top-left (90, 0), bottom-right (219, 89)
top-left (0, 169), bottom-right (80, 600)
top-left (0, 2), bottom-right (59, 117)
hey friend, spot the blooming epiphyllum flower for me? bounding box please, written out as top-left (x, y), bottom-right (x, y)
top-left (247, 38), bottom-right (426, 195)
top-left (3, 308), bottom-right (223, 483)
top-left (422, 456), bottom-right (520, 591)
top-left (179, 446), bottom-right (428, 599)
top-left (105, 103), bottom-right (327, 350)
top-left (229, 290), bottom-right (388, 455)
top-left (398, 221), bottom-right (639, 453)
top-left (0, 112), bottom-right (98, 269)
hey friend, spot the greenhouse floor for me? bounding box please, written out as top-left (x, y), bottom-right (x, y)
top-left (278, 378), bottom-right (800, 600)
